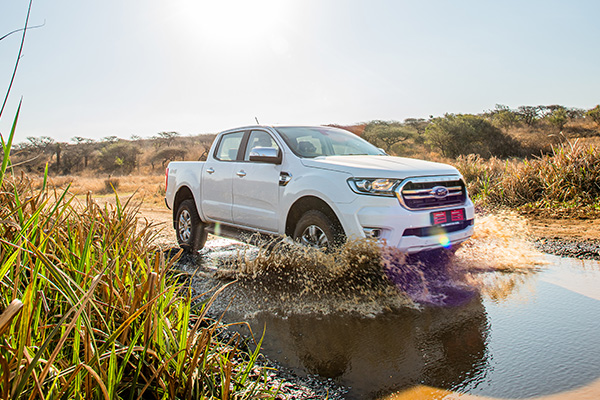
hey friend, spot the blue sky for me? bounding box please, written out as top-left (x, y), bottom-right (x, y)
top-left (1, 0), bottom-right (599, 143)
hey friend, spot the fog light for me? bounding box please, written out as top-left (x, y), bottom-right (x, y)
top-left (363, 228), bottom-right (381, 238)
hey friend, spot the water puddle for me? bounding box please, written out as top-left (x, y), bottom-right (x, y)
top-left (175, 214), bottom-right (600, 399)
top-left (451, 258), bottom-right (600, 399)
top-left (540, 255), bottom-right (600, 301)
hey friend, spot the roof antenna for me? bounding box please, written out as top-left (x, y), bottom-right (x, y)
top-left (255, 116), bottom-right (260, 124)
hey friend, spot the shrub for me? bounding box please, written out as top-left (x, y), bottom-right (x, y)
top-left (548, 107), bottom-right (569, 131)
top-left (425, 114), bottom-right (521, 158)
top-left (363, 120), bottom-right (415, 153)
top-left (149, 147), bottom-right (187, 169)
top-left (98, 142), bottom-right (140, 174)
top-left (586, 105), bottom-right (600, 127)
top-left (103, 177), bottom-right (120, 193)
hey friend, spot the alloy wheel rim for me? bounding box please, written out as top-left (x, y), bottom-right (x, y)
top-left (178, 210), bottom-right (192, 242)
top-left (300, 224), bottom-right (329, 248)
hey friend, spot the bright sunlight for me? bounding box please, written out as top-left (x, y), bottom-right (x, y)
top-left (173, 0), bottom-right (292, 53)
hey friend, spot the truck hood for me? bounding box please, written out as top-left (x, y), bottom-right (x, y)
top-left (300, 155), bottom-right (460, 178)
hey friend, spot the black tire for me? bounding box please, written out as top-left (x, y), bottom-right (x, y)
top-left (293, 210), bottom-right (344, 250)
top-left (175, 199), bottom-right (207, 252)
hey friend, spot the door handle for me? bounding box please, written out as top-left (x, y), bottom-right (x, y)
top-left (236, 170), bottom-right (246, 177)
top-left (206, 167), bottom-right (215, 174)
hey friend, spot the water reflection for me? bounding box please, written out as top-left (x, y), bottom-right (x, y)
top-left (179, 227), bottom-right (600, 399)
top-left (230, 296), bottom-right (489, 399)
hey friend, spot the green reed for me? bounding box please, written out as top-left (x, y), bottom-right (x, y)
top-left (0, 108), bottom-right (278, 399)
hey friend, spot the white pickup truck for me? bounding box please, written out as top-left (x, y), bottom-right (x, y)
top-left (165, 125), bottom-right (474, 253)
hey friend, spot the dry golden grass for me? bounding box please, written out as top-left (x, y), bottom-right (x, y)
top-left (36, 173), bottom-right (166, 204)
top-left (454, 139), bottom-right (600, 217)
top-left (505, 125), bottom-right (563, 154)
top-left (578, 136), bottom-right (600, 147)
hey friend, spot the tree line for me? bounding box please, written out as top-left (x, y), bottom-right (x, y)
top-left (6, 103), bottom-right (600, 176)
top-left (362, 104), bottom-right (600, 159)
top-left (8, 131), bottom-right (215, 175)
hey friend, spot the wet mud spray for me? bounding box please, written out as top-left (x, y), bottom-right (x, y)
top-left (182, 212), bottom-right (545, 317)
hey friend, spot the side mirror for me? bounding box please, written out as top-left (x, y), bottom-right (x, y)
top-left (249, 147), bottom-right (282, 164)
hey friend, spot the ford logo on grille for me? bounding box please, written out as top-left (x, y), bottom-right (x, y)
top-left (431, 186), bottom-right (449, 198)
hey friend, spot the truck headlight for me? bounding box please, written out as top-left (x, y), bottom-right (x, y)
top-left (347, 178), bottom-right (400, 197)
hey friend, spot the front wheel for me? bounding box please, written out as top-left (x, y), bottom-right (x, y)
top-left (175, 199), bottom-right (207, 252)
top-left (293, 210), bottom-right (344, 251)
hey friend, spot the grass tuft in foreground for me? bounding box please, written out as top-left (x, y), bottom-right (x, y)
top-left (0, 109), bottom-right (278, 399)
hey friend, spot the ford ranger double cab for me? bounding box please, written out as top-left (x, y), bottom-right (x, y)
top-left (165, 125), bottom-right (474, 253)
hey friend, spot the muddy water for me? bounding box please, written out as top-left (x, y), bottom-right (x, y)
top-left (180, 215), bottom-right (600, 399)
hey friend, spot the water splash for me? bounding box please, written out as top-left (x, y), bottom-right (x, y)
top-left (451, 211), bottom-right (546, 302)
top-left (456, 211), bottom-right (542, 271)
top-left (385, 212), bottom-right (546, 306)
top-left (221, 238), bottom-right (414, 315)
top-left (203, 212), bottom-right (546, 314)
top-left (382, 247), bottom-right (478, 307)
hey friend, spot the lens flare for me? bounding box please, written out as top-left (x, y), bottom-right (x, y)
top-left (439, 234), bottom-right (451, 248)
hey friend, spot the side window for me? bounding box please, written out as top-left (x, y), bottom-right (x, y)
top-left (244, 130), bottom-right (279, 161)
top-left (215, 131), bottom-right (245, 161)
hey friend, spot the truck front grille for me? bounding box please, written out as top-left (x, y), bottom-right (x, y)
top-left (397, 176), bottom-right (467, 210)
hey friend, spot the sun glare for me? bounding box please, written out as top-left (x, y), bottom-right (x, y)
top-left (174, 0), bottom-right (289, 51)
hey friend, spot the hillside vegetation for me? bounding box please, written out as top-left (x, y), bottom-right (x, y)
top-left (6, 103), bottom-right (600, 217)
top-left (8, 104), bottom-right (600, 174)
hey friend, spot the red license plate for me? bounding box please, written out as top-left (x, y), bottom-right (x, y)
top-left (431, 209), bottom-right (465, 226)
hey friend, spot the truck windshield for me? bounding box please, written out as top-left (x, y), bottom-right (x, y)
top-left (275, 126), bottom-right (385, 158)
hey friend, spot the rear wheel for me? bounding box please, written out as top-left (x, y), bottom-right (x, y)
top-left (176, 199), bottom-right (207, 252)
top-left (293, 210), bottom-right (344, 251)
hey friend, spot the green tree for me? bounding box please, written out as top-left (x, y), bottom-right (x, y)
top-left (403, 118), bottom-right (429, 135)
top-left (363, 120), bottom-right (414, 153)
top-left (487, 104), bottom-right (518, 129)
top-left (102, 135), bottom-right (119, 143)
top-left (98, 142), bottom-right (140, 174)
top-left (566, 107), bottom-right (585, 120)
top-left (15, 136), bottom-right (65, 173)
top-left (548, 107), bottom-right (568, 131)
top-left (154, 131), bottom-right (180, 148)
top-left (425, 114), bottom-right (520, 158)
top-left (150, 147), bottom-right (187, 169)
top-left (586, 105), bottom-right (600, 127)
top-left (71, 136), bottom-right (96, 168)
top-left (539, 104), bottom-right (564, 118)
top-left (517, 105), bottom-right (539, 126)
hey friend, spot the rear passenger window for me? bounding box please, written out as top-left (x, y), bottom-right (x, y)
top-left (215, 131), bottom-right (244, 161)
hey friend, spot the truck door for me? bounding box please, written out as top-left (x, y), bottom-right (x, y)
top-left (201, 131), bottom-right (245, 224)
top-left (232, 130), bottom-right (282, 233)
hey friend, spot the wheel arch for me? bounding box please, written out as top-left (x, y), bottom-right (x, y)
top-left (173, 186), bottom-right (195, 229)
top-left (285, 196), bottom-right (344, 238)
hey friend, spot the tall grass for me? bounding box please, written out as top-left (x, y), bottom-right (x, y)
top-left (454, 140), bottom-right (600, 216)
top-left (0, 109), bottom-right (277, 399)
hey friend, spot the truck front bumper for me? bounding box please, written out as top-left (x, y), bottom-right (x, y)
top-left (335, 196), bottom-right (475, 254)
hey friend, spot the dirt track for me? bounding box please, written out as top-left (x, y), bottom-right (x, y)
top-left (527, 216), bottom-right (600, 241)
